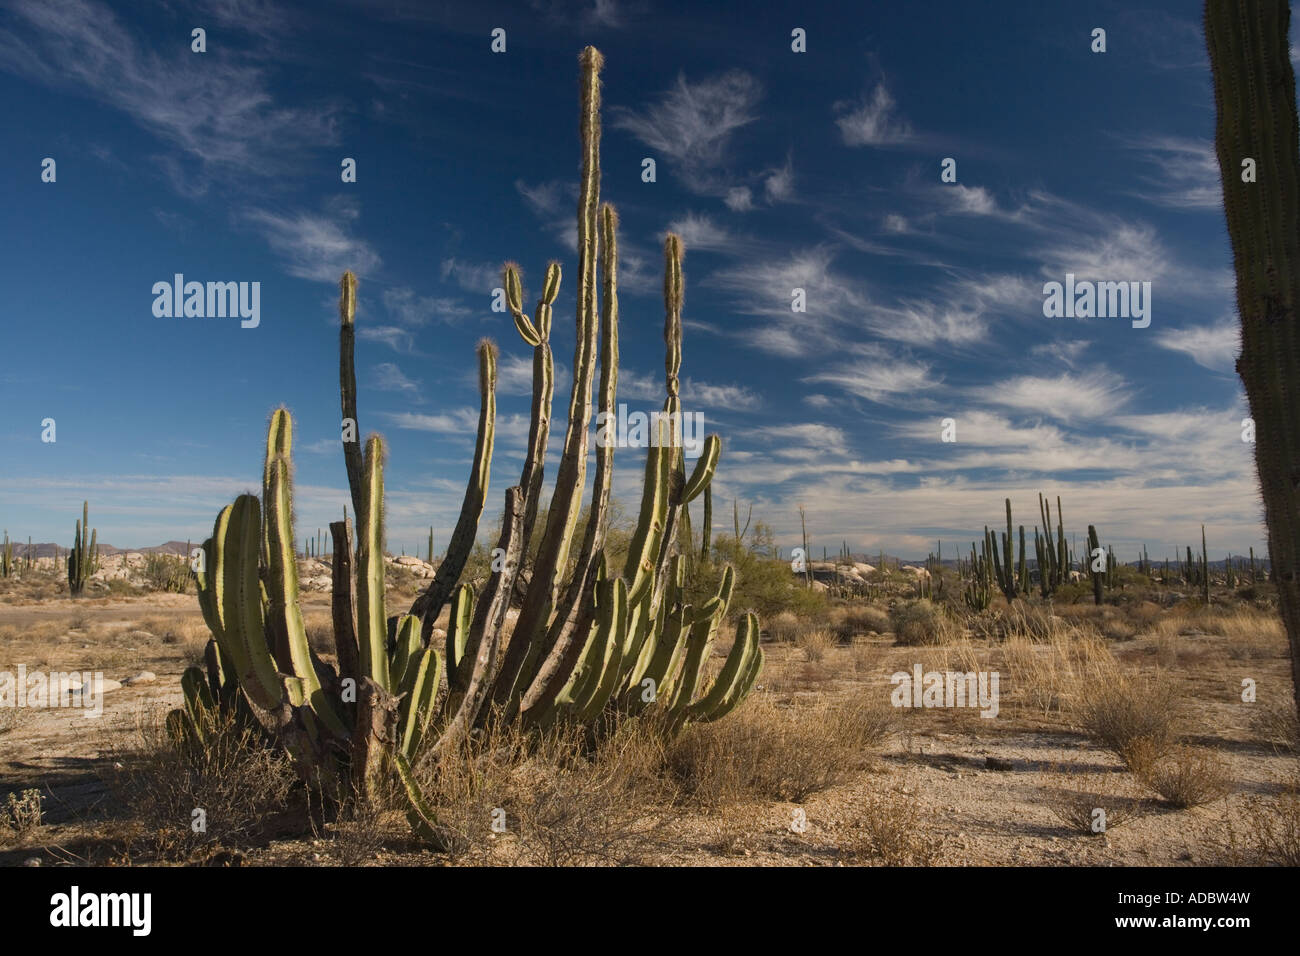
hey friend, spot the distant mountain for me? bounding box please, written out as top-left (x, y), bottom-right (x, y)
top-left (15, 540), bottom-right (193, 557)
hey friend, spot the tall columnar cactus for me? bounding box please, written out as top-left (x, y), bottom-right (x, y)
top-left (67, 501), bottom-right (94, 596)
top-left (173, 46), bottom-right (760, 845)
top-left (1, 531), bottom-right (12, 578)
top-left (1206, 0), bottom-right (1300, 713)
top-left (1201, 524), bottom-right (1211, 604)
top-left (1087, 525), bottom-right (1104, 606)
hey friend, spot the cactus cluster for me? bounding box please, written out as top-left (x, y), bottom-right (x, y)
top-left (170, 47), bottom-right (761, 844)
top-left (67, 501), bottom-right (97, 596)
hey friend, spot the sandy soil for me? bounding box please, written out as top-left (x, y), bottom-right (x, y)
top-left (0, 590), bottom-right (1296, 866)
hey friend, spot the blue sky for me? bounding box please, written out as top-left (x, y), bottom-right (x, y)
top-left (0, 0), bottom-right (1285, 561)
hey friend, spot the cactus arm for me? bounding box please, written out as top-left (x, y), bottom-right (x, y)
top-left (356, 437), bottom-right (390, 692)
top-left (501, 49), bottom-right (607, 689)
top-left (513, 205), bottom-right (621, 710)
top-left (439, 486), bottom-right (525, 749)
top-left (328, 517), bottom-right (360, 685)
top-left (393, 752), bottom-right (451, 851)
top-left (339, 271), bottom-right (365, 524)
top-left (265, 451), bottom-right (348, 737)
top-left (685, 612), bottom-right (760, 722)
top-left (410, 341), bottom-right (496, 641)
top-left (681, 435), bottom-right (721, 504)
top-left (397, 644), bottom-right (443, 758)
top-left (443, 584), bottom-right (476, 691)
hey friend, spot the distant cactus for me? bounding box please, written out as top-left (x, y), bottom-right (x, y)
top-left (1086, 525), bottom-right (1104, 606)
top-left (67, 501), bottom-right (95, 596)
top-left (1, 531), bottom-right (12, 578)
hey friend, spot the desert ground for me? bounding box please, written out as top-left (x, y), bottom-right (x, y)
top-left (1, 550), bottom-right (1297, 867)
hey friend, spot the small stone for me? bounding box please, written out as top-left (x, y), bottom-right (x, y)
top-left (23, 858), bottom-right (41, 867)
top-left (124, 671), bottom-right (157, 685)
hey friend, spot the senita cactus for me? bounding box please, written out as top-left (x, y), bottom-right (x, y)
top-left (171, 47), bottom-right (760, 845)
top-left (1206, 0), bottom-right (1300, 714)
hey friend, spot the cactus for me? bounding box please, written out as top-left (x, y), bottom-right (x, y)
top-left (1087, 525), bottom-right (1104, 606)
top-left (67, 501), bottom-right (94, 596)
top-left (963, 539), bottom-right (992, 611)
top-left (1206, 0), bottom-right (1300, 712)
top-left (171, 47), bottom-right (759, 844)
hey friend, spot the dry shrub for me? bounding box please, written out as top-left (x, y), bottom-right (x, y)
top-left (1001, 625), bottom-right (1107, 715)
top-left (666, 693), bottom-right (894, 806)
top-left (303, 612), bottom-right (335, 657)
top-left (413, 717), bottom-right (672, 866)
top-left (1070, 662), bottom-right (1178, 768)
top-left (1134, 745), bottom-right (1233, 808)
top-left (1044, 771), bottom-right (1148, 835)
top-left (105, 707), bottom-right (299, 859)
top-left (832, 604), bottom-right (890, 641)
top-left (797, 627), bottom-right (834, 663)
top-left (838, 787), bottom-right (945, 865)
top-left (0, 789), bottom-right (44, 841)
top-left (766, 610), bottom-right (802, 644)
top-left (1099, 618), bottom-right (1137, 642)
top-left (1229, 776), bottom-right (1300, 866)
top-left (1251, 697), bottom-right (1300, 754)
top-left (889, 599), bottom-right (951, 646)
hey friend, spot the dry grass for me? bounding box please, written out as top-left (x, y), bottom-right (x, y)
top-left (410, 717), bottom-right (672, 865)
top-left (1001, 624), bottom-right (1108, 716)
top-left (1134, 745), bottom-right (1233, 809)
top-left (796, 627), bottom-right (834, 663)
top-left (889, 599), bottom-right (952, 646)
top-left (1045, 772), bottom-right (1148, 835)
top-left (766, 610), bottom-right (802, 644)
top-left (103, 706), bottom-right (300, 860)
top-left (837, 786), bottom-right (946, 865)
top-left (1222, 780), bottom-right (1300, 868)
top-left (666, 692), bottom-right (895, 806)
top-left (1251, 697), bottom-right (1300, 754)
top-left (1069, 658), bottom-right (1179, 769)
top-left (830, 604), bottom-right (891, 642)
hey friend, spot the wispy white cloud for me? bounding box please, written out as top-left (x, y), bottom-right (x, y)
top-left (972, 370), bottom-right (1131, 423)
top-left (371, 362), bottom-right (421, 396)
top-left (0, 0), bottom-right (340, 190)
top-left (382, 286), bottom-right (473, 326)
top-left (834, 83), bottom-right (912, 147)
top-left (1123, 135), bottom-right (1222, 209)
top-left (1154, 319), bottom-right (1239, 371)
top-left (611, 69), bottom-right (762, 194)
top-left (243, 201), bottom-right (381, 282)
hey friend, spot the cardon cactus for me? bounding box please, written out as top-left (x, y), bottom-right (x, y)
top-left (67, 501), bottom-right (95, 596)
top-left (169, 46), bottom-right (761, 846)
top-left (1206, 0), bottom-right (1300, 714)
